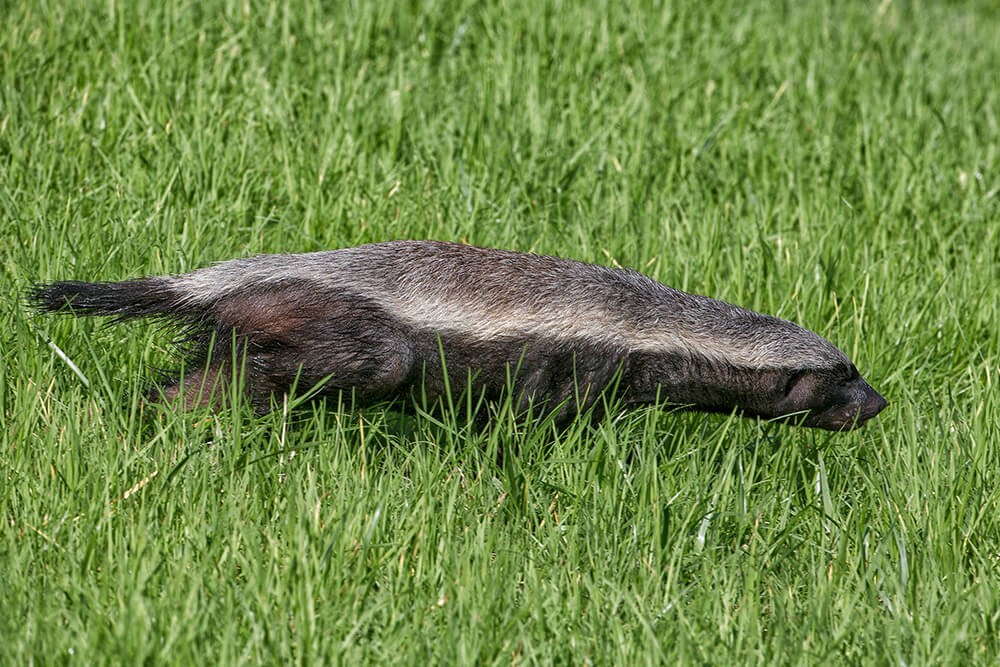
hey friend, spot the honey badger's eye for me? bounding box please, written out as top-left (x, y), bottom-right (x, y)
top-left (844, 364), bottom-right (860, 381)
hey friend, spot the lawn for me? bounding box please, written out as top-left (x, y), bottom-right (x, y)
top-left (3, 0), bottom-right (999, 663)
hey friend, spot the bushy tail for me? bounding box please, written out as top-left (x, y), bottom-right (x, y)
top-left (28, 278), bottom-right (194, 323)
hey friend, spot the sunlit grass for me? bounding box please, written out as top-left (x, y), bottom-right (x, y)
top-left (3, 0), bottom-right (999, 663)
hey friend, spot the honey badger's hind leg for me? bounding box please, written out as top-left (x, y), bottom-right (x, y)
top-left (203, 292), bottom-right (419, 415)
top-left (243, 332), bottom-right (417, 415)
top-left (144, 335), bottom-right (243, 412)
top-left (150, 362), bottom-right (231, 410)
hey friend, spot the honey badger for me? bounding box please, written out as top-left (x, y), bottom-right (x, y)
top-left (30, 240), bottom-right (886, 430)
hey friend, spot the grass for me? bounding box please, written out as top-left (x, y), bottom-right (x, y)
top-left (2, 0), bottom-right (1000, 663)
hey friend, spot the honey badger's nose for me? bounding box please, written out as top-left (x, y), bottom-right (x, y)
top-left (836, 379), bottom-right (887, 430)
top-left (858, 382), bottom-right (887, 422)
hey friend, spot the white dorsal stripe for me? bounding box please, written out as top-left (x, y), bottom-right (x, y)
top-left (172, 242), bottom-right (846, 370)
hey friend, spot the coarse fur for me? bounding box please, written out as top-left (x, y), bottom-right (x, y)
top-left (29, 240), bottom-right (887, 430)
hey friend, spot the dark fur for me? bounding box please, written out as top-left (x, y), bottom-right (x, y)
top-left (29, 241), bottom-right (886, 430)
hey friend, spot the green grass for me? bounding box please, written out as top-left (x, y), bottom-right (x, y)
top-left (3, 0), bottom-right (1000, 663)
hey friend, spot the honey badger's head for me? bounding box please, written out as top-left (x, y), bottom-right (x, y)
top-left (765, 362), bottom-right (886, 430)
top-left (642, 355), bottom-right (887, 431)
top-left (630, 304), bottom-right (887, 431)
top-left (714, 315), bottom-right (887, 431)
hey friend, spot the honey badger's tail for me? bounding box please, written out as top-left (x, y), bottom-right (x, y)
top-left (29, 277), bottom-right (247, 410)
top-left (28, 278), bottom-right (201, 323)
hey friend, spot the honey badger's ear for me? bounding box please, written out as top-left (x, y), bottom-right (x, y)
top-left (776, 368), bottom-right (833, 417)
top-left (778, 369), bottom-right (832, 414)
top-left (781, 369), bottom-right (809, 399)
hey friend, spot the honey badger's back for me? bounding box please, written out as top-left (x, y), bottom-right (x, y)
top-left (173, 241), bottom-right (845, 366)
top-left (152, 241), bottom-right (668, 414)
top-left (30, 240), bottom-right (886, 428)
